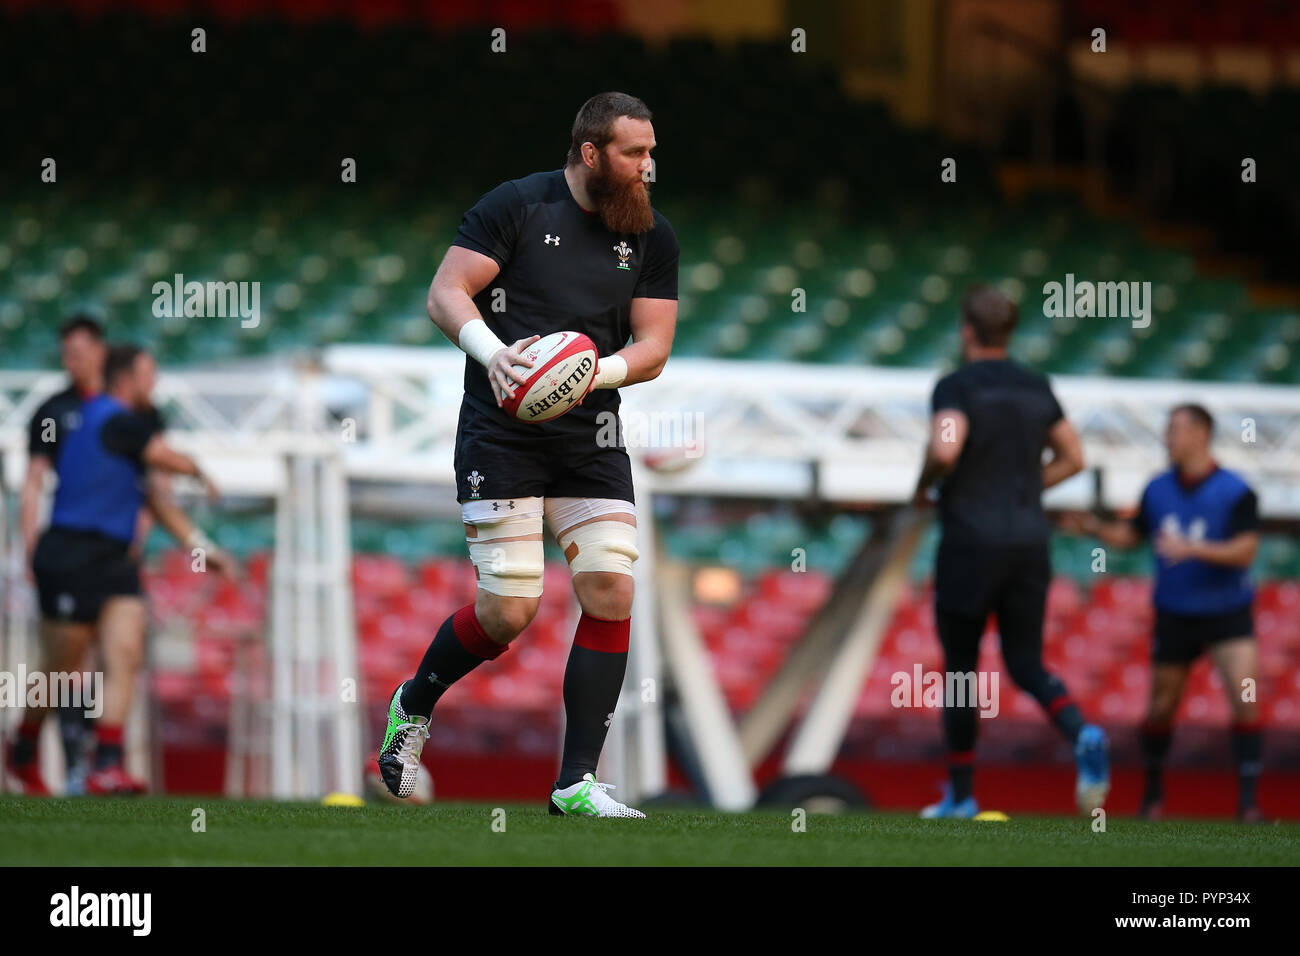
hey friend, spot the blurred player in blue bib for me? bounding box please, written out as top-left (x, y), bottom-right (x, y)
top-left (1064, 404), bottom-right (1262, 822)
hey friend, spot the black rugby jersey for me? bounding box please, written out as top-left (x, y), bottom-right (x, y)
top-left (28, 384), bottom-right (87, 464)
top-left (450, 168), bottom-right (679, 436)
top-left (930, 358), bottom-right (1065, 547)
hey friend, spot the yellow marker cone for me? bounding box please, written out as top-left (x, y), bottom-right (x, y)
top-left (974, 810), bottom-right (1009, 821)
top-left (322, 792), bottom-right (365, 807)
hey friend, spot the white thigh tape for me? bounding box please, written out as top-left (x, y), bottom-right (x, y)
top-left (557, 520), bottom-right (640, 576)
top-left (463, 506), bottom-right (544, 596)
top-left (468, 538), bottom-right (544, 597)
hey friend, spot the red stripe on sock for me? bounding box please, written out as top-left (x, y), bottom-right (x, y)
top-left (452, 604), bottom-right (507, 660)
top-left (948, 750), bottom-right (975, 767)
top-left (97, 725), bottom-right (124, 746)
top-left (573, 613), bottom-right (630, 654)
top-left (1047, 695), bottom-right (1074, 717)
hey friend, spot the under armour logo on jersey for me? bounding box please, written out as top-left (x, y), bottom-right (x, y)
top-left (544, 234), bottom-right (560, 246)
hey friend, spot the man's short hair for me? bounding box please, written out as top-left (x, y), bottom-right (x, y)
top-left (960, 284), bottom-right (1018, 348)
top-left (104, 344), bottom-right (145, 387)
top-left (1172, 402), bottom-right (1215, 436)
top-left (566, 92), bottom-right (652, 167)
top-left (59, 314), bottom-right (104, 341)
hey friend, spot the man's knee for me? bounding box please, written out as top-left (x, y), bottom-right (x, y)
top-left (99, 599), bottom-right (147, 668)
top-left (1147, 703), bottom-right (1178, 726)
top-left (474, 592), bottom-right (540, 643)
top-left (1228, 695), bottom-right (1259, 722)
top-left (574, 571), bottom-right (634, 620)
top-left (1148, 667), bottom-right (1187, 721)
top-left (1147, 689), bottom-right (1181, 723)
top-left (1002, 652), bottom-right (1049, 691)
top-left (40, 623), bottom-right (92, 671)
top-left (102, 631), bottom-right (145, 672)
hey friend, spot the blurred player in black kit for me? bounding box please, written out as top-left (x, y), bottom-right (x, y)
top-left (914, 285), bottom-right (1110, 817)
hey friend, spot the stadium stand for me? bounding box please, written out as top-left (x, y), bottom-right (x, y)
top-left (2, 6), bottom-right (1296, 813)
top-left (5, 187), bottom-right (1297, 380)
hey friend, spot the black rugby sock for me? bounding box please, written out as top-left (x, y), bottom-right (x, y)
top-left (401, 606), bottom-right (504, 719)
top-left (1140, 719), bottom-right (1172, 806)
top-left (1231, 720), bottom-right (1262, 812)
top-left (556, 614), bottom-right (629, 789)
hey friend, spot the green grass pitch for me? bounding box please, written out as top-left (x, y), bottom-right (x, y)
top-left (2, 797), bottom-right (1297, 866)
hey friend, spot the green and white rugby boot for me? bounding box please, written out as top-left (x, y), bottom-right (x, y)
top-left (548, 773), bottom-right (645, 818)
top-left (377, 682), bottom-right (430, 799)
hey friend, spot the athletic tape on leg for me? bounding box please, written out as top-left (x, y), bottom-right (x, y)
top-left (557, 520), bottom-right (640, 576)
top-left (464, 508), bottom-right (544, 598)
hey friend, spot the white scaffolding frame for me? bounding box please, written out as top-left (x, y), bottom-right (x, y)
top-left (316, 347), bottom-right (1300, 808)
top-left (3, 351), bottom-right (1296, 806)
top-left (0, 365), bottom-right (361, 800)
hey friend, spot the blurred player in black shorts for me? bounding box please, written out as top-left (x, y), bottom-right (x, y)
top-left (18, 315), bottom-right (106, 792)
top-left (914, 285), bottom-right (1109, 817)
top-left (378, 92), bottom-right (678, 817)
top-left (1063, 404), bottom-right (1263, 821)
top-left (5, 345), bottom-right (236, 796)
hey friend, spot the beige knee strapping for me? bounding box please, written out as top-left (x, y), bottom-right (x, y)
top-left (464, 509), bottom-right (544, 598)
top-left (556, 520), bottom-right (640, 576)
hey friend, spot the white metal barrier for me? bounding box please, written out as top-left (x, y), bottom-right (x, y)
top-left (2, 353), bottom-right (1296, 805)
top-left (0, 364), bottom-right (360, 800)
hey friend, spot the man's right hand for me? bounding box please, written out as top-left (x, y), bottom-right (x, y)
top-left (488, 334), bottom-right (541, 408)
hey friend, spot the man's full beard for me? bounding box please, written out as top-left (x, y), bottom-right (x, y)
top-left (587, 162), bottom-right (656, 235)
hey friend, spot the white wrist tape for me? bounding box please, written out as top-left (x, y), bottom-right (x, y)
top-left (593, 354), bottom-right (628, 389)
top-left (457, 318), bottom-right (508, 368)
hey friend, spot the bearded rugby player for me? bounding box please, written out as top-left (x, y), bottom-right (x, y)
top-left (378, 92), bottom-right (679, 818)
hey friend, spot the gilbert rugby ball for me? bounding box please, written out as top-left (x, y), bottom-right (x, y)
top-left (501, 330), bottom-right (599, 423)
